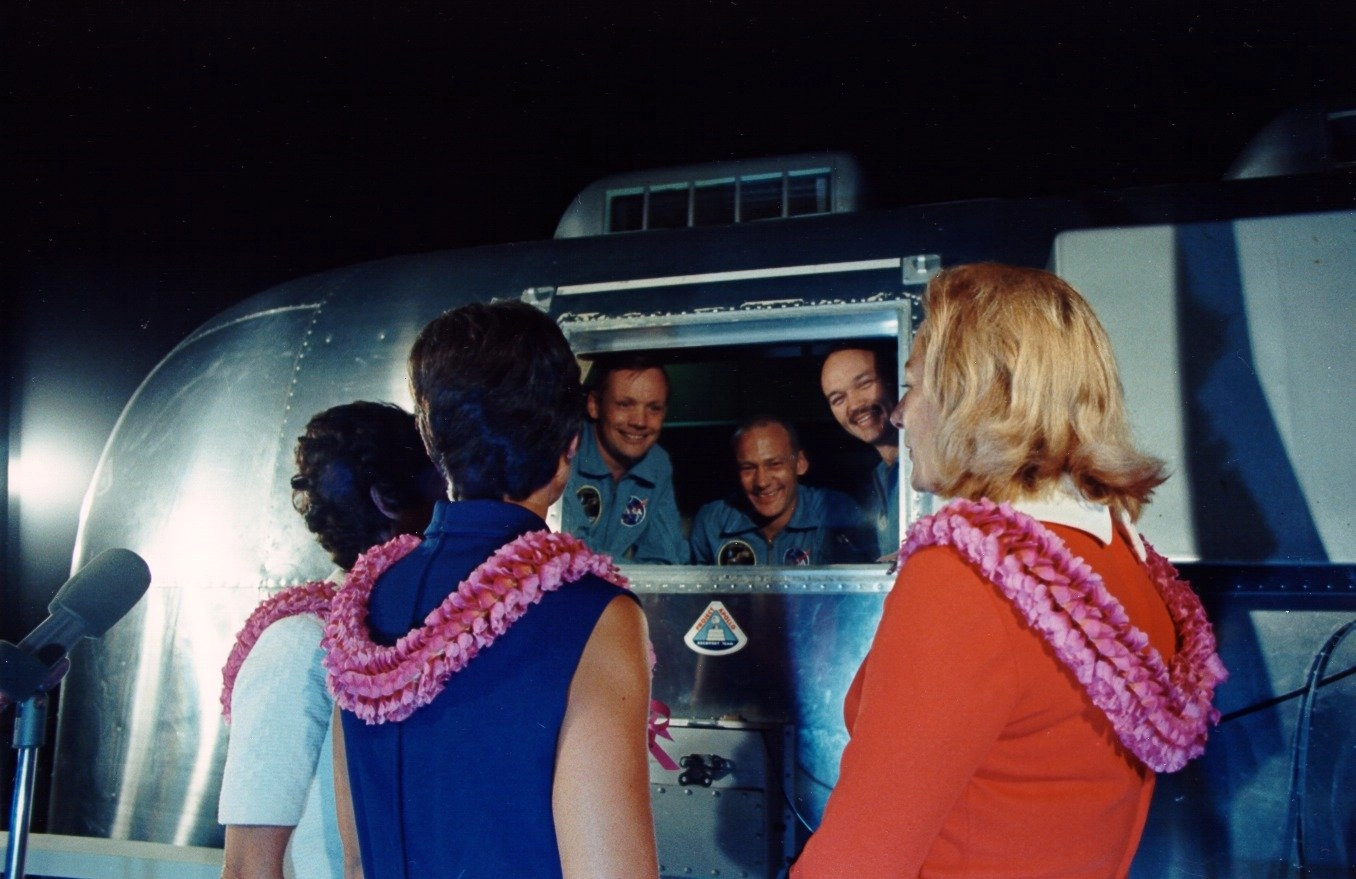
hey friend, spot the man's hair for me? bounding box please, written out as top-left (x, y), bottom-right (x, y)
top-left (585, 352), bottom-right (670, 401)
top-left (291, 401), bottom-right (433, 570)
top-left (730, 414), bottom-right (803, 456)
top-left (913, 263), bottom-right (1166, 519)
top-left (821, 342), bottom-right (897, 391)
top-left (409, 300), bottom-right (582, 501)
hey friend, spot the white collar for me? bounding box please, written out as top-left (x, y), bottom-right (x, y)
top-left (1009, 481), bottom-right (1147, 561)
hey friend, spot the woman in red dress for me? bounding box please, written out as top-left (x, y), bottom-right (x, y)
top-left (792, 263), bottom-right (1227, 878)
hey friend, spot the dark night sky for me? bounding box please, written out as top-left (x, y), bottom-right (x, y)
top-left (3, 1), bottom-right (1354, 626)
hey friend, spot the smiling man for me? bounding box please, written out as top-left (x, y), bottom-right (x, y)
top-left (562, 353), bottom-right (688, 563)
top-left (820, 345), bottom-right (900, 559)
top-left (690, 415), bottom-right (873, 566)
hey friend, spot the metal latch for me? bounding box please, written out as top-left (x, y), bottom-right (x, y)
top-left (678, 753), bottom-right (733, 787)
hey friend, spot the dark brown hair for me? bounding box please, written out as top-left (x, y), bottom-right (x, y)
top-left (409, 301), bottom-right (582, 501)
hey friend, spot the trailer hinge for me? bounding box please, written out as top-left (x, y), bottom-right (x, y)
top-left (903, 254), bottom-right (941, 285)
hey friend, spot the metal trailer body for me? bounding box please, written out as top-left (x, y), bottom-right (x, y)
top-left (50, 169), bottom-right (1356, 877)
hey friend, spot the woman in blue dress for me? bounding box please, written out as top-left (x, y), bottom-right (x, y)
top-left (326, 300), bottom-right (658, 878)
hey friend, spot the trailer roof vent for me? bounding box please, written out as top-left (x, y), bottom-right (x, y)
top-left (554, 152), bottom-right (863, 239)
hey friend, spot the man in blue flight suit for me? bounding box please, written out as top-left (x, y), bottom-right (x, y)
top-left (562, 353), bottom-right (688, 563)
top-left (690, 415), bottom-right (874, 566)
top-left (819, 345), bottom-right (900, 559)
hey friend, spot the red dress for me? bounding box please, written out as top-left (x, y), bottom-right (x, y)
top-left (792, 520), bottom-right (1178, 879)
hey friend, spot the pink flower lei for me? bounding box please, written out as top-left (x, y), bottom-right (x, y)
top-left (900, 497), bottom-right (1228, 773)
top-left (220, 579), bottom-right (336, 722)
top-left (220, 530), bottom-right (678, 767)
top-left (321, 529), bottom-right (632, 726)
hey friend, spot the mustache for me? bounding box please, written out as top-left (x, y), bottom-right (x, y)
top-left (847, 403), bottom-right (885, 421)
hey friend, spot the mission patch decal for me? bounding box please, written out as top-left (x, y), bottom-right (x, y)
top-left (683, 600), bottom-right (748, 656)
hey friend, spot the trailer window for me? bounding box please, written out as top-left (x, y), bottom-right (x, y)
top-left (572, 339), bottom-right (898, 566)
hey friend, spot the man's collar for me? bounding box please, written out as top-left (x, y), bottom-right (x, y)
top-left (574, 423), bottom-right (612, 478)
top-left (782, 487), bottom-right (819, 532)
top-left (1009, 480), bottom-right (1146, 561)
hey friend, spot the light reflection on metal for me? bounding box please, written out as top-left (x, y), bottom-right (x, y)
top-left (109, 586), bottom-right (167, 841)
top-left (620, 564), bottom-right (895, 594)
top-left (8, 442), bottom-right (87, 514)
top-left (555, 258), bottom-right (904, 296)
top-left (559, 299), bottom-right (903, 357)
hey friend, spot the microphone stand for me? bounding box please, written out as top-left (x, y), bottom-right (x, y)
top-left (1, 644), bottom-right (69, 879)
top-left (1, 547), bottom-right (151, 877)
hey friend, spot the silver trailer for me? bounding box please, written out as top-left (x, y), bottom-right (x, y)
top-left (50, 143), bottom-right (1356, 876)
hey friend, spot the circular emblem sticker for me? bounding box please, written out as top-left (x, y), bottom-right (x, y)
top-left (717, 539), bottom-right (756, 566)
top-left (620, 495), bottom-right (648, 527)
top-left (575, 485), bottom-right (602, 524)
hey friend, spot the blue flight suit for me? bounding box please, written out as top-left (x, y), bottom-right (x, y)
top-left (689, 483), bottom-right (874, 566)
top-left (869, 459), bottom-right (900, 559)
top-left (562, 423), bottom-right (688, 564)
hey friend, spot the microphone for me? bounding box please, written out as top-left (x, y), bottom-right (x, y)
top-left (16, 548), bottom-right (152, 667)
top-left (1, 548), bottom-right (151, 707)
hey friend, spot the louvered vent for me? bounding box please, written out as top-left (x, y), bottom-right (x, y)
top-left (555, 153), bottom-right (861, 239)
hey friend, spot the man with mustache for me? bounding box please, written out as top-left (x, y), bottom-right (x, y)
top-left (820, 345), bottom-right (900, 559)
top-left (562, 353), bottom-right (687, 563)
top-left (690, 415), bottom-right (873, 566)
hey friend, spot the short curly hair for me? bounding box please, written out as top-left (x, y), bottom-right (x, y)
top-left (291, 401), bottom-right (433, 570)
top-left (409, 301), bottom-right (582, 501)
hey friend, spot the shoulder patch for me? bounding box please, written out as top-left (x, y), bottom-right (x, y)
top-left (717, 539), bottom-right (756, 566)
top-left (576, 485), bottom-right (602, 524)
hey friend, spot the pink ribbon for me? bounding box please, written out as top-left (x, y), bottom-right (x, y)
top-left (647, 698), bottom-right (679, 770)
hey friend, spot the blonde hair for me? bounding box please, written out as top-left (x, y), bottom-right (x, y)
top-left (913, 263), bottom-right (1166, 520)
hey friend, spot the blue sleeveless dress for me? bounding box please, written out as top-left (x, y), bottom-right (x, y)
top-left (340, 499), bottom-right (635, 878)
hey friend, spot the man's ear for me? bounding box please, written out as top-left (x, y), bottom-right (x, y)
top-left (370, 485), bottom-right (400, 521)
top-left (794, 451), bottom-right (809, 477)
top-left (585, 391), bottom-right (600, 422)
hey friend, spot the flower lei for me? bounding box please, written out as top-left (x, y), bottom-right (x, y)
top-left (322, 530), bottom-right (627, 724)
top-left (899, 498), bottom-right (1228, 773)
top-left (220, 579), bottom-right (336, 722)
top-left (221, 531), bottom-right (679, 767)
top-left (321, 529), bottom-right (676, 767)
